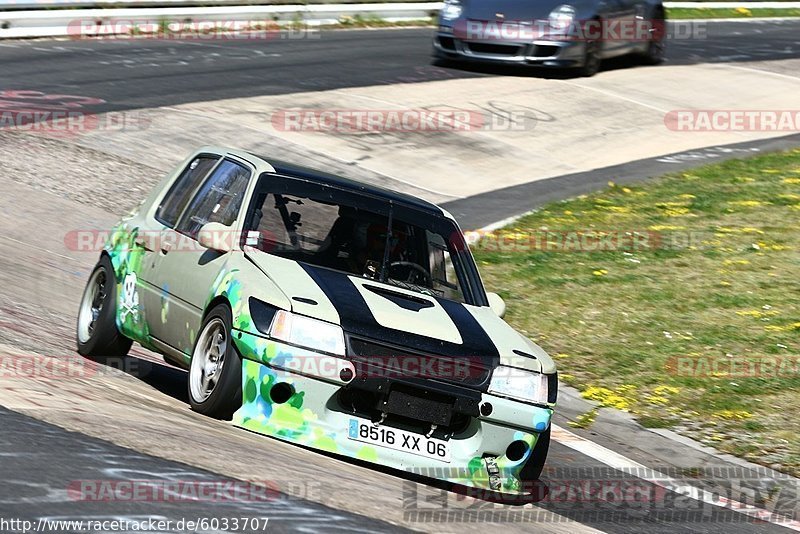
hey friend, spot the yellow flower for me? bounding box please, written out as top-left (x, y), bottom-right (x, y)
top-left (582, 386), bottom-right (633, 411)
top-left (735, 7), bottom-right (752, 15)
top-left (729, 200), bottom-right (767, 208)
top-left (713, 410), bottom-right (752, 420)
top-left (646, 395), bottom-right (669, 406)
top-left (736, 309), bottom-right (778, 318)
top-left (593, 269), bottom-right (608, 276)
top-left (719, 281), bottom-right (731, 286)
top-left (649, 224), bottom-right (685, 231)
top-left (782, 177), bottom-right (800, 184)
top-left (717, 227), bottom-right (765, 235)
top-left (665, 207), bottom-right (690, 216)
top-left (603, 206), bottom-right (631, 214)
top-left (568, 409), bottom-right (598, 429)
top-left (654, 385), bottom-right (680, 396)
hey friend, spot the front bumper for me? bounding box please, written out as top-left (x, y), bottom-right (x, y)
top-left (232, 331), bottom-right (554, 495)
top-left (433, 31), bottom-right (587, 68)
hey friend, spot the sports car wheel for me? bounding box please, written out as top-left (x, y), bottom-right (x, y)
top-left (518, 427), bottom-right (551, 482)
top-left (76, 255), bottom-right (132, 359)
top-left (188, 304), bottom-right (242, 419)
top-left (641, 33), bottom-right (666, 65)
top-left (578, 40), bottom-right (601, 77)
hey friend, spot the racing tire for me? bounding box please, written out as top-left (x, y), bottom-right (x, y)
top-left (518, 426), bottom-right (551, 482)
top-left (578, 40), bottom-right (601, 77)
top-left (640, 28), bottom-right (666, 65)
top-left (188, 304), bottom-right (242, 419)
top-left (76, 255), bottom-right (132, 359)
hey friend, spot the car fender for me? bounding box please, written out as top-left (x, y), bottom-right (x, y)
top-left (205, 252), bottom-right (292, 336)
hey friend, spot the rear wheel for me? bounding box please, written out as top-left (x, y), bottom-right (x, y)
top-left (641, 12), bottom-right (666, 64)
top-left (188, 304), bottom-right (242, 419)
top-left (76, 255), bottom-right (132, 359)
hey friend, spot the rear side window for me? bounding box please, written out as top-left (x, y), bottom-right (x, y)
top-left (176, 159), bottom-right (251, 237)
top-left (156, 156), bottom-right (220, 227)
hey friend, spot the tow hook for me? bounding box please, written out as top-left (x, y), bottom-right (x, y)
top-left (373, 412), bottom-right (388, 427)
top-left (425, 424), bottom-right (438, 438)
top-left (484, 457), bottom-right (502, 491)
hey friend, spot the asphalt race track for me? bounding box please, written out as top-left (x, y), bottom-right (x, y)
top-left (0, 20), bottom-right (796, 111)
top-left (1, 18), bottom-right (799, 534)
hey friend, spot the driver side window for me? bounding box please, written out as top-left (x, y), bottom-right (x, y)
top-left (175, 159), bottom-right (251, 238)
top-left (156, 155), bottom-right (220, 228)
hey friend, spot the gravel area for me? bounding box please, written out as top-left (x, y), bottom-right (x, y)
top-left (0, 130), bottom-right (166, 216)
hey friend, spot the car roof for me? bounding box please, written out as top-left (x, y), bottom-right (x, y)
top-left (253, 155), bottom-right (444, 216)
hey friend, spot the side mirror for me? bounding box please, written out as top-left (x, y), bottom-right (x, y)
top-left (197, 222), bottom-right (234, 253)
top-left (487, 292), bottom-right (506, 318)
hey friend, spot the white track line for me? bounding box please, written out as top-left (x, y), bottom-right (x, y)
top-left (0, 234), bottom-right (79, 263)
top-left (722, 64), bottom-right (800, 82)
top-left (557, 81), bottom-right (674, 114)
top-left (551, 424), bottom-right (800, 531)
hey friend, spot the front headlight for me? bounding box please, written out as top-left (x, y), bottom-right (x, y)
top-left (269, 310), bottom-right (346, 356)
top-left (488, 366), bottom-right (549, 404)
top-left (549, 4), bottom-right (576, 31)
top-left (441, 0), bottom-right (463, 21)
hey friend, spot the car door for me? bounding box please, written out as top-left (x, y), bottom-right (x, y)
top-left (134, 153), bottom-right (222, 340)
top-left (600, 0), bottom-right (638, 55)
top-left (146, 156), bottom-right (253, 356)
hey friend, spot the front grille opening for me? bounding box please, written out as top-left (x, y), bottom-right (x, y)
top-left (531, 44), bottom-right (559, 58)
top-left (467, 42), bottom-right (522, 56)
top-left (438, 36), bottom-right (457, 51)
top-left (336, 387), bottom-right (472, 438)
top-left (347, 337), bottom-right (491, 388)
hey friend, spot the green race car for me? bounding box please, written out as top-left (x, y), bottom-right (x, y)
top-left (76, 146), bottom-right (558, 495)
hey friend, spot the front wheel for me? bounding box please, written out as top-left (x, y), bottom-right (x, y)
top-left (188, 304), bottom-right (242, 419)
top-left (578, 41), bottom-right (601, 77)
top-left (641, 34), bottom-right (666, 65)
top-left (76, 255), bottom-right (132, 359)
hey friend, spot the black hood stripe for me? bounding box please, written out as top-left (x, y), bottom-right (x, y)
top-left (299, 264), bottom-right (500, 365)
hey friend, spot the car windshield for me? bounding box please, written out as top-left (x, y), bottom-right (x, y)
top-left (246, 174), bottom-right (486, 306)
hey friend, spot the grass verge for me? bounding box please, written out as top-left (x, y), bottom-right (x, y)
top-left (667, 7), bottom-right (800, 18)
top-left (472, 148), bottom-right (800, 476)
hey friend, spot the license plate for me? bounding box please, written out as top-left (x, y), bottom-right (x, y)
top-left (347, 418), bottom-right (451, 463)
